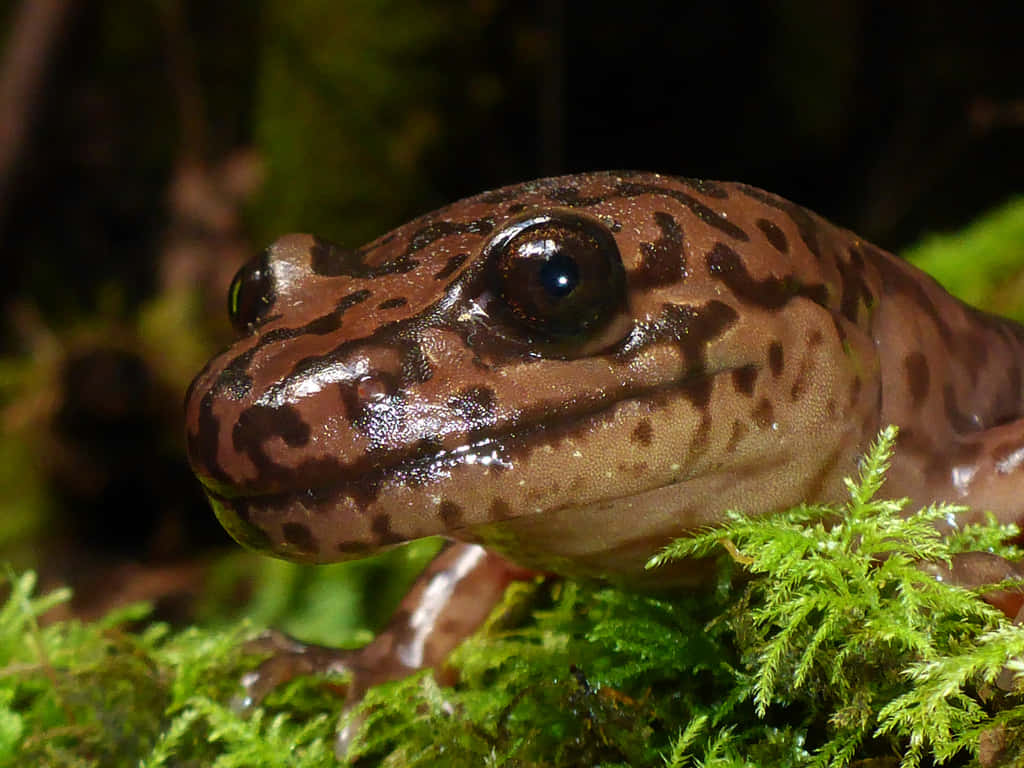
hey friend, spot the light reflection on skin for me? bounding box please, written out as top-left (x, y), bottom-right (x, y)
top-left (952, 464), bottom-right (978, 495)
top-left (996, 446), bottom-right (1024, 475)
top-left (399, 544), bottom-right (487, 668)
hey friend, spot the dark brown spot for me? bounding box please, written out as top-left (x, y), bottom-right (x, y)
top-left (952, 330), bottom-right (989, 388)
top-left (678, 382), bottom-right (714, 415)
top-left (756, 218), bottom-right (788, 253)
top-left (632, 211), bottom-right (686, 289)
top-left (216, 289), bottom-right (372, 398)
top-left (631, 419), bottom-right (654, 446)
top-left (904, 351), bottom-right (930, 407)
top-left (790, 353), bottom-right (812, 401)
top-left (871, 250), bottom-right (955, 347)
top-left (752, 398), bottom-right (774, 429)
top-left (545, 186), bottom-right (606, 207)
top-left (282, 522), bottom-right (318, 554)
top-left (682, 178), bottom-right (730, 198)
top-left (706, 242), bottom-right (828, 310)
top-left (658, 301), bottom-right (740, 397)
top-left (232, 404), bottom-right (311, 477)
top-left (476, 187), bottom-right (521, 203)
top-left (849, 376), bottom-right (862, 410)
top-left (312, 236), bottom-right (417, 278)
top-left (616, 460), bottom-right (649, 478)
top-left (678, 375), bottom-right (710, 412)
top-left (768, 341), bottom-right (784, 377)
top-left (737, 185), bottom-right (826, 260)
top-left (372, 512), bottom-right (404, 544)
top-left (615, 181), bottom-right (751, 241)
top-left (394, 437), bottom-right (447, 487)
top-left (830, 315), bottom-right (848, 345)
top-left (731, 365), bottom-right (758, 396)
top-left (847, 247), bottom-right (875, 308)
top-left (377, 297), bottom-right (408, 310)
top-left (506, 203), bottom-right (527, 215)
top-left (687, 414), bottom-right (712, 460)
top-left (614, 299), bottom-right (738, 409)
top-left (836, 247), bottom-right (873, 323)
top-left (725, 420), bottom-right (748, 452)
top-left (408, 218), bottom-right (494, 253)
top-left (489, 498), bottom-right (515, 521)
top-left (439, 500), bottom-right (463, 526)
top-left (189, 393), bottom-right (231, 484)
top-left (266, 289), bottom-right (373, 339)
top-left (433, 252), bottom-right (468, 280)
top-left (310, 237), bottom-right (371, 277)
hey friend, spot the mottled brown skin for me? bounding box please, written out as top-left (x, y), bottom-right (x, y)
top-left (185, 172), bottom-right (1024, 730)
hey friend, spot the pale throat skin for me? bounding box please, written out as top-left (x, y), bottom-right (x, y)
top-left (185, 171), bottom-right (1024, 590)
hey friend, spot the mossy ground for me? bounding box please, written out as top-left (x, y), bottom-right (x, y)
top-left (6, 428), bottom-right (1024, 767)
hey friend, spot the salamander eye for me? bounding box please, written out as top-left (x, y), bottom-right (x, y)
top-left (227, 252), bottom-right (275, 334)
top-left (488, 214), bottom-right (626, 339)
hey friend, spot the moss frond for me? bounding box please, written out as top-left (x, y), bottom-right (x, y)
top-left (647, 426), bottom-right (1024, 766)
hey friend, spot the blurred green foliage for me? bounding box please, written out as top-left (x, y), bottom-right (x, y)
top-left (252, 0), bottom-right (478, 246)
top-left (905, 197), bottom-right (1024, 323)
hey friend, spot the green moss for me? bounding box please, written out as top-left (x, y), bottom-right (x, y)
top-left (344, 427), bottom-right (1024, 766)
top-left (344, 579), bottom-right (728, 766)
top-left (1, 567), bottom-right (339, 767)
top-left (651, 426), bottom-right (1024, 766)
top-left (8, 429), bottom-right (1024, 766)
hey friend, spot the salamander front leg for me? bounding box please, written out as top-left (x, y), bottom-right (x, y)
top-left (238, 542), bottom-right (535, 754)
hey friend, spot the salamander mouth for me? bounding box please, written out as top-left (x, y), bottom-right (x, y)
top-left (196, 429), bottom-right (512, 508)
top-left (196, 356), bottom-right (766, 564)
top-left (196, 361), bottom-right (750, 516)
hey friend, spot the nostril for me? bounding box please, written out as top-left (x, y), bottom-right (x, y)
top-left (216, 365), bottom-right (254, 401)
top-left (356, 374), bottom-right (390, 401)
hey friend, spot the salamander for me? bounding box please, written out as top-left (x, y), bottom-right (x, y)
top-left (184, 171), bottom-right (1024, 718)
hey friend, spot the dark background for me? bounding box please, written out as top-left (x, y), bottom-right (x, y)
top-left (0, 0), bottom-right (1020, 617)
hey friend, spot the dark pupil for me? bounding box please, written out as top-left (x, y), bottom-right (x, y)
top-left (538, 250), bottom-right (579, 298)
